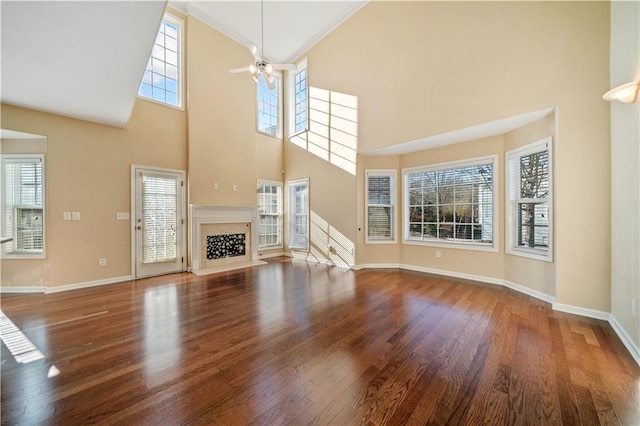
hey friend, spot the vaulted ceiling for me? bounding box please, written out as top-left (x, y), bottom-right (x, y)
top-left (1, 0), bottom-right (366, 128)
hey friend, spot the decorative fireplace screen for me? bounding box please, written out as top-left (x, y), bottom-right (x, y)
top-left (206, 233), bottom-right (246, 260)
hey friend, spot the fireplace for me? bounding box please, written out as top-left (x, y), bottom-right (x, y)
top-left (190, 205), bottom-right (266, 276)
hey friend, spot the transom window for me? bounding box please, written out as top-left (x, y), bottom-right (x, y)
top-left (1, 154), bottom-right (45, 257)
top-left (257, 180), bottom-right (283, 249)
top-left (506, 138), bottom-right (552, 261)
top-left (403, 156), bottom-right (496, 249)
top-left (257, 74), bottom-right (281, 138)
top-left (138, 14), bottom-right (182, 108)
top-left (287, 58), bottom-right (308, 136)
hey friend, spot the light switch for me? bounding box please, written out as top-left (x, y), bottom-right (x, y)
top-left (116, 212), bottom-right (130, 220)
top-left (63, 212), bottom-right (71, 221)
top-left (232, 185), bottom-right (238, 192)
top-left (72, 212), bottom-right (80, 221)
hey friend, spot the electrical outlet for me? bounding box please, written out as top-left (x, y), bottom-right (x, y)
top-left (436, 250), bottom-right (442, 258)
top-left (632, 299), bottom-right (636, 317)
top-left (116, 212), bottom-right (129, 220)
top-left (98, 258), bottom-right (107, 267)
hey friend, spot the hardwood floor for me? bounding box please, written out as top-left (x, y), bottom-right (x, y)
top-left (1, 257), bottom-right (639, 425)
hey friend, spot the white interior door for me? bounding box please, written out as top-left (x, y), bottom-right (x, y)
top-left (134, 167), bottom-right (184, 278)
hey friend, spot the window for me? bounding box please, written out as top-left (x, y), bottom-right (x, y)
top-left (257, 74), bottom-right (281, 138)
top-left (138, 14), bottom-right (182, 108)
top-left (366, 170), bottom-right (396, 243)
top-left (1, 155), bottom-right (45, 257)
top-left (287, 58), bottom-right (308, 136)
top-left (506, 138), bottom-right (552, 261)
top-left (403, 156), bottom-right (496, 249)
top-left (257, 180), bottom-right (283, 249)
top-left (288, 179), bottom-right (309, 250)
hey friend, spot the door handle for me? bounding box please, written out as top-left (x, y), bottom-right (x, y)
top-left (136, 226), bottom-right (142, 230)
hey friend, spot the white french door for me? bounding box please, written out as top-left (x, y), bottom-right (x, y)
top-left (133, 166), bottom-right (185, 278)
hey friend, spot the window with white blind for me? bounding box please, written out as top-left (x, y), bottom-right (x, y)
top-left (403, 156), bottom-right (496, 250)
top-left (141, 174), bottom-right (177, 264)
top-left (257, 180), bottom-right (283, 249)
top-left (288, 179), bottom-right (309, 250)
top-left (138, 14), bottom-right (183, 108)
top-left (366, 170), bottom-right (396, 243)
top-left (287, 58), bottom-right (308, 136)
top-left (506, 138), bottom-right (552, 261)
top-left (257, 73), bottom-right (281, 138)
top-left (1, 154), bottom-right (45, 257)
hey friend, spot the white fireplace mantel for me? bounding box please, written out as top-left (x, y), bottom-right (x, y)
top-left (189, 205), bottom-right (264, 274)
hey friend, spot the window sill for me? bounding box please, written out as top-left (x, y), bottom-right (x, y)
top-left (1, 253), bottom-right (46, 260)
top-left (402, 239), bottom-right (498, 253)
top-left (506, 247), bottom-right (553, 263)
top-left (366, 239), bottom-right (397, 245)
top-left (137, 96), bottom-right (185, 112)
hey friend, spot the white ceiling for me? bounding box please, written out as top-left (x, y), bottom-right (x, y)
top-left (173, 1), bottom-right (367, 64)
top-left (1, 0), bottom-right (366, 129)
top-left (361, 107), bottom-right (556, 156)
top-left (1, 1), bottom-right (167, 128)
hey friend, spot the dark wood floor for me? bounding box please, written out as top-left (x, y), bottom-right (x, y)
top-left (1, 257), bottom-right (639, 425)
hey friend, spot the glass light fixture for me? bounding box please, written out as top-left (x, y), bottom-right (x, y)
top-left (264, 63), bottom-right (273, 74)
top-left (603, 80), bottom-right (640, 104)
top-left (249, 64), bottom-right (257, 74)
top-left (252, 73), bottom-right (260, 83)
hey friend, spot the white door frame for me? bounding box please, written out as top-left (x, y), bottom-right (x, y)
top-left (131, 164), bottom-right (187, 278)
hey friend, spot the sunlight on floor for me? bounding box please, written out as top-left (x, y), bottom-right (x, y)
top-left (0, 310), bottom-right (45, 364)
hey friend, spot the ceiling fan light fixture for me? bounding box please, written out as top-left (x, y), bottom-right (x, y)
top-left (249, 64), bottom-right (257, 74)
top-left (603, 80), bottom-right (640, 103)
top-left (264, 63), bottom-right (273, 74)
top-left (252, 73), bottom-right (260, 83)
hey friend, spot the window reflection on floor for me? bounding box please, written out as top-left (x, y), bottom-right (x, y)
top-left (143, 285), bottom-right (181, 387)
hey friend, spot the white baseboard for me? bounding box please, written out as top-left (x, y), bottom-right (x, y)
top-left (258, 251), bottom-right (286, 259)
top-left (552, 302), bottom-right (610, 321)
top-left (0, 286), bottom-right (47, 294)
top-left (355, 262), bottom-right (639, 366)
top-left (503, 280), bottom-right (556, 304)
top-left (45, 275), bottom-right (133, 294)
top-left (609, 315), bottom-right (640, 366)
top-left (399, 263), bottom-right (504, 286)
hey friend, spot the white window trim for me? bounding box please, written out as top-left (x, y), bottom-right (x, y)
top-left (286, 57), bottom-right (308, 138)
top-left (1, 154), bottom-right (46, 259)
top-left (365, 169), bottom-right (397, 244)
top-left (137, 13), bottom-right (184, 111)
top-left (505, 137), bottom-right (553, 262)
top-left (256, 71), bottom-right (283, 139)
top-left (402, 155), bottom-right (499, 253)
top-left (257, 179), bottom-right (284, 249)
top-left (287, 178), bottom-right (309, 251)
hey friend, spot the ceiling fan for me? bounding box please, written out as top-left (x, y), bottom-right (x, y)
top-left (229, 0), bottom-right (296, 90)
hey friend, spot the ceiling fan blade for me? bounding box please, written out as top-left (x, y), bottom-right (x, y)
top-left (246, 42), bottom-right (261, 61)
top-left (272, 64), bottom-right (297, 71)
top-left (229, 66), bottom-right (251, 74)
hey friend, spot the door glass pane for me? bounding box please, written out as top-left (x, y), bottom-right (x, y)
top-left (142, 175), bottom-right (177, 263)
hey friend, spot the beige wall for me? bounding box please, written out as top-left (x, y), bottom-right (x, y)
top-left (398, 136), bottom-right (504, 280)
top-left (187, 16), bottom-right (282, 207)
top-left (291, 1), bottom-right (610, 311)
top-left (503, 114), bottom-right (556, 296)
top-left (610, 0), bottom-right (640, 350)
top-left (1, 100), bottom-right (187, 288)
top-left (1, 1), bottom-right (615, 319)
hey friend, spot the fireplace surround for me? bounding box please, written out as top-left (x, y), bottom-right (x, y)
top-left (189, 205), bottom-right (266, 275)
